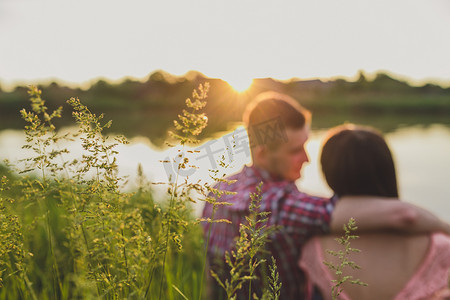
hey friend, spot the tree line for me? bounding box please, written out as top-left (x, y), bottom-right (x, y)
top-left (1, 70), bottom-right (449, 145)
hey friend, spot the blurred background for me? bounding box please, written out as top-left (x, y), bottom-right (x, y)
top-left (1, 0), bottom-right (449, 221)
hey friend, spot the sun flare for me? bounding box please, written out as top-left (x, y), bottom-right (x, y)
top-left (226, 77), bottom-right (254, 93)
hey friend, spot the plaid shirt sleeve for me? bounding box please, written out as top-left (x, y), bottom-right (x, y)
top-left (263, 182), bottom-right (335, 237)
top-left (261, 182), bottom-right (336, 299)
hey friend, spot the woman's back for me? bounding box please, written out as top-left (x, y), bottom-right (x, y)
top-left (321, 233), bottom-right (428, 299)
top-left (304, 124), bottom-right (450, 299)
top-left (300, 232), bottom-right (450, 300)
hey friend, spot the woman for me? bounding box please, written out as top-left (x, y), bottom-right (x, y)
top-left (299, 124), bottom-right (450, 300)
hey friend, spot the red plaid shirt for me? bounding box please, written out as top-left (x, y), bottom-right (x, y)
top-left (202, 165), bottom-right (336, 300)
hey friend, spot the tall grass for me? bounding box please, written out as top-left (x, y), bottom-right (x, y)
top-left (323, 218), bottom-right (367, 300)
top-left (8, 85), bottom-right (445, 300)
top-left (0, 86), bottom-right (207, 299)
top-left (210, 183), bottom-right (279, 300)
top-left (0, 84), bottom-right (283, 300)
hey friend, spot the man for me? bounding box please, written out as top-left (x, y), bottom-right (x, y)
top-left (201, 91), bottom-right (450, 300)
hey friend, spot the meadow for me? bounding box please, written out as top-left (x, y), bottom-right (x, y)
top-left (0, 84), bottom-right (284, 300)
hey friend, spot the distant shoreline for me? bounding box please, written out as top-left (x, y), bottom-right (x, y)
top-left (1, 71), bottom-right (449, 145)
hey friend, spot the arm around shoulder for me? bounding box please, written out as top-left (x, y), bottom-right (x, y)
top-left (330, 197), bottom-right (450, 235)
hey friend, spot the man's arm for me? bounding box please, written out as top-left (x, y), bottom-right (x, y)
top-left (330, 197), bottom-right (450, 234)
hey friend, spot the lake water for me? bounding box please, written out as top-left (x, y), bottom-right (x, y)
top-left (1, 124), bottom-right (449, 223)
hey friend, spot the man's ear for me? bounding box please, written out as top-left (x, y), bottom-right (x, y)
top-left (252, 145), bottom-right (268, 167)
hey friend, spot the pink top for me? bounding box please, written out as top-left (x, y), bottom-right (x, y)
top-left (299, 233), bottom-right (450, 300)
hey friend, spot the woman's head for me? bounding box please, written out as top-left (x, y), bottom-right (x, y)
top-left (320, 124), bottom-right (398, 198)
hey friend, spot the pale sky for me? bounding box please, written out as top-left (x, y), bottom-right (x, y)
top-left (1, 0), bottom-right (450, 91)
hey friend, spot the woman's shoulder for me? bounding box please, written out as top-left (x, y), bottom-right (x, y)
top-left (299, 237), bottom-right (324, 269)
top-left (431, 232), bottom-right (450, 244)
top-left (430, 232), bottom-right (450, 261)
top-left (397, 232), bottom-right (450, 299)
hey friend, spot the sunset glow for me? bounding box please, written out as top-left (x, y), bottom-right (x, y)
top-left (1, 0), bottom-right (449, 89)
top-left (226, 77), bottom-right (254, 93)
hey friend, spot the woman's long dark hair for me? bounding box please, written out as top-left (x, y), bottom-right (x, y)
top-left (320, 124), bottom-right (399, 198)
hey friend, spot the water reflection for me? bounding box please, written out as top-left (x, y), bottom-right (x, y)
top-left (1, 124), bottom-right (449, 222)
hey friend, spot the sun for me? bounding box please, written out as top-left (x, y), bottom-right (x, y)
top-left (226, 77), bottom-right (254, 93)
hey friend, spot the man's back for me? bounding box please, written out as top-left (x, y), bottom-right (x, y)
top-left (202, 165), bottom-right (335, 299)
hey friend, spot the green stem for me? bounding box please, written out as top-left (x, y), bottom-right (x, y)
top-left (158, 153), bottom-right (183, 300)
top-left (23, 273), bottom-right (38, 300)
top-left (46, 208), bottom-right (63, 298)
top-left (121, 229), bottom-right (130, 291)
top-left (144, 264), bottom-right (156, 298)
top-left (81, 222), bottom-right (103, 296)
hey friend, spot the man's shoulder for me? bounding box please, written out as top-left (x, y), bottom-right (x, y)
top-left (275, 185), bottom-right (336, 217)
top-left (226, 170), bottom-right (245, 181)
top-left (281, 183), bottom-right (330, 203)
top-left (217, 166), bottom-right (258, 189)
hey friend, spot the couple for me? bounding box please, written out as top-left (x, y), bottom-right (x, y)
top-left (201, 91), bottom-right (450, 300)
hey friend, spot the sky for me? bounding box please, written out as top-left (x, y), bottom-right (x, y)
top-left (1, 0), bottom-right (450, 91)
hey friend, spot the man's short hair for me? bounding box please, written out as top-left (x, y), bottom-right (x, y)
top-left (243, 91), bottom-right (311, 149)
